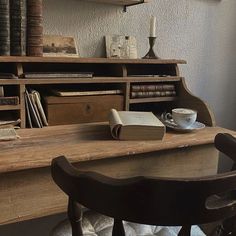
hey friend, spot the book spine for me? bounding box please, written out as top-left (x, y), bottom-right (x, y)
top-left (131, 90), bottom-right (176, 98)
top-left (10, 0), bottom-right (27, 56)
top-left (131, 84), bottom-right (175, 92)
top-left (0, 96), bottom-right (19, 105)
top-left (27, 0), bottom-right (43, 56)
top-left (0, 0), bottom-right (10, 55)
top-left (0, 86), bottom-right (4, 97)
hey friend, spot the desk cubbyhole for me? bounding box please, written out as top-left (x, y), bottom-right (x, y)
top-left (126, 64), bottom-right (177, 77)
top-left (22, 63), bottom-right (124, 77)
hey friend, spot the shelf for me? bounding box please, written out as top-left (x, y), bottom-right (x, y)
top-left (128, 76), bottom-right (181, 82)
top-left (84, 0), bottom-right (149, 7)
top-left (129, 96), bottom-right (178, 104)
top-left (17, 76), bottom-right (182, 84)
top-left (0, 105), bottom-right (21, 111)
top-left (0, 79), bottom-right (20, 85)
top-left (0, 56), bottom-right (187, 64)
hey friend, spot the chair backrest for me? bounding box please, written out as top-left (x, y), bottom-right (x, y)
top-left (51, 133), bottom-right (236, 236)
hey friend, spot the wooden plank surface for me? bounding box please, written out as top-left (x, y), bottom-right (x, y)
top-left (0, 144), bottom-right (218, 225)
top-left (0, 122), bottom-right (235, 174)
top-left (84, 0), bottom-right (149, 6)
top-left (0, 56), bottom-right (186, 64)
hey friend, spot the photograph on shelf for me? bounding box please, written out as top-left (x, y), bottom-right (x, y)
top-left (105, 35), bottom-right (138, 59)
top-left (43, 35), bottom-right (79, 57)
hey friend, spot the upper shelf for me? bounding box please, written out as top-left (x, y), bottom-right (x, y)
top-left (83, 0), bottom-right (149, 7)
top-left (0, 56), bottom-right (186, 64)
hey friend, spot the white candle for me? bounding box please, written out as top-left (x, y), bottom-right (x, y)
top-left (150, 15), bottom-right (156, 37)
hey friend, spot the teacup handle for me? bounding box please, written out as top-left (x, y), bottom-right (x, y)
top-left (161, 112), bottom-right (172, 120)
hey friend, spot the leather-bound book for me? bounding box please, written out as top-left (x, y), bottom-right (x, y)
top-left (10, 0), bottom-right (27, 55)
top-left (0, 96), bottom-right (19, 105)
top-left (27, 0), bottom-right (43, 56)
top-left (0, 0), bottom-right (10, 55)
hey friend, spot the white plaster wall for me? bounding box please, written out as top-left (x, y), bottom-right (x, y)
top-left (43, 0), bottom-right (236, 131)
top-left (1, 1), bottom-right (236, 235)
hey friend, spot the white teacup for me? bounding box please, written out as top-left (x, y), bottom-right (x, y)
top-left (171, 108), bottom-right (197, 128)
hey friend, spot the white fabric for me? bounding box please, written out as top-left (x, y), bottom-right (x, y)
top-left (51, 210), bottom-right (206, 236)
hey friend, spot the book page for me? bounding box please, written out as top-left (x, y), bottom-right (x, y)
top-left (0, 128), bottom-right (19, 141)
top-left (118, 111), bottom-right (164, 127)
top-left (108, 109), bottom-right (123, 139)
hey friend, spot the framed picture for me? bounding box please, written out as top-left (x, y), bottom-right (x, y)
top-left (105, 35), bottom-right (138, 59)
top-left (43, 35), bottom-right (79, 57)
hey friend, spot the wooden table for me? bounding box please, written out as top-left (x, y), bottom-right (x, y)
top-left (0, 122), bottom-right (235, 225)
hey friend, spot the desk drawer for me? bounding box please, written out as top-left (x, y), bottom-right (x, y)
top-left (44, 95), bottom-right (124, 125)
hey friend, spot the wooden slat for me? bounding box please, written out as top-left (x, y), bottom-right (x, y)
top-left (84, 0), bottom-right (149, 6)
top-left (130, 96), bottom-right (178, 104)
top-left (0, 105), bottom-right (20, 111)
top-left (0, 123), bottom-right (235, 174)
top-left (15, 76), bottom-right (181, 84)
top-left (0, 56), bottom-right (187, 64)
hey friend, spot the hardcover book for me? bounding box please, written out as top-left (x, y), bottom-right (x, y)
top-left (27, 0), bottom-right (43, 56)
top-left (10, 0), bottom-right (27, 55)
top-left (51, 89), bottom-right (122, 97)
top-left (0, 96), bottom-right (19, 105)
top-left (0, 0), bottom-right (10, 55)
top-left (109, 109), bottom-right (165, 140)
top-left (131, 84), bottom-right (175, 92)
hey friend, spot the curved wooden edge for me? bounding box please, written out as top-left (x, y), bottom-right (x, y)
top-left (176, 78), bottom-right (216, 126)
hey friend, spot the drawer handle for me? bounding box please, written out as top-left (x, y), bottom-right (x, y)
top-left (86, 104), bottom-right (91, 112)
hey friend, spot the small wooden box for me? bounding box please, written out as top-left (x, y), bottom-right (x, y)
top-left (44, 95), bottom-right (124, 125)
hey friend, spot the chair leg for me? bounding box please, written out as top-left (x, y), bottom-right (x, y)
top-left (178, 225), bottom-right (191, 236)
top-left (68, 198), bottom-right (83, 236)
top-left (112, 219), bottom-right (125, 236)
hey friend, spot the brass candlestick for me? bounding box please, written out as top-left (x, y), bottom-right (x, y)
top-left (142, 37), bottom-right (159, 59)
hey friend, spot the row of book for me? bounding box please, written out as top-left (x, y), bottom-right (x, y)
top-left (0, 85), bottom-right (19, 105)
top-left (0, 0), bottom-right (43, 56)
top-left (130, 84), bottom-right (176, 99)
top-left (25, 88), bottom-right (48, 128)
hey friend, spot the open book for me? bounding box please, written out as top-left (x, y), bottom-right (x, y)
top-left (109, 109), bottom-right (165, 140)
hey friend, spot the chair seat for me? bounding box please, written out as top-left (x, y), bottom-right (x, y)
top-left (51, 210), bottom-right (206, 236)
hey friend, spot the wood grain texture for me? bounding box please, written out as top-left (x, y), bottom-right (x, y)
top-left (176, 78), bottom-right (216, 126)
top-left (0, 144), bottom-right (218, 225)
top-left (84, 0), bottom-right (149, 6)
top-left (0, 56), bottom-right (186, 64)
top-left (0, 122), bottom-right (235, 174)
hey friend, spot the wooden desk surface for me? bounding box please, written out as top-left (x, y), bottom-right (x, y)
top-left (1, 122), bottom-right (235, 174)
top-left (1, 123), bottom-right (236, 225)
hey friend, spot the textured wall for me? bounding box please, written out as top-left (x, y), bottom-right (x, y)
top-left (43, 0), bottom-right (236, 130)
top-left (1, 0), bottom-right (236, 235)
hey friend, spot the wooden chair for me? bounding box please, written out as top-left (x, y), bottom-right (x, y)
top-left (51, 133), bottom-right (236, 236)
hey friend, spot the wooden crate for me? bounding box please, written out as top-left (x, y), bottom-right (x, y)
top-left (43, 95), bottom-right (124, 125)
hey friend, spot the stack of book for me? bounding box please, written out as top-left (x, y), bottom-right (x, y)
top-left (130, 84), bottom-right (176, 99)
top-left (0, 0), bottom-right (10, 56)
top-left (0, 0), bottom-right (43, 56)
top-left (0, 86), bottom-right (19, 105)
top-left (25, 88), bottom-right (48, 128)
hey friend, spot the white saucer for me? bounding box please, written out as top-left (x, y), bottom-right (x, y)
top-left (162, 119), bottom-right (205, 132)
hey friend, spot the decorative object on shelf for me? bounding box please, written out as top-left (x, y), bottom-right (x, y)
top-left (43, 35), bottom-right (79, 57)
top-left (143, 15), bottom-right (159, 59)
top-left (105, 35), bottom-right (137, 59)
